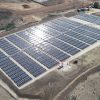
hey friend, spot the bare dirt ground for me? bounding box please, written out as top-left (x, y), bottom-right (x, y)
top-left (0, 2), bottom-right (43, 11)
top-left (68, 71), bottom-right (100, 100)
top-left (0, 86), bottom-right (15, 100)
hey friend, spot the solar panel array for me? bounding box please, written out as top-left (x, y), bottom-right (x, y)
top-left (0, 14), bottom-right (100, 88)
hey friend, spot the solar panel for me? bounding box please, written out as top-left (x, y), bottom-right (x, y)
top-left (0, 51), bottom-right (7, 60)
top-left (43, 22), bottom-right (68, 32)
top-left (74, 14), bottom-right (100, 25)
top-left (73, 27), bottom-right (100, 40)
top-left (57, 17), bottom-right (82, 27)
top-left (24, 46), bottom-right (58, 69)
top-left (26, 27), bottom-right (53, 40)
top-left (51, 19), bottom-right (76, 29)
top-left (46, 38), bottom-right (80, 55)
top-left (12, 52), bottom-right (46, 77)
top-left (0, 57), bottom-right (32, 87)
top-left (56, 35), bottom-right (89, 49)
top-left (37, 42), bottom-right (70, 61)
top-left (64, 30), bottom-right (97, 44)
top-left (16, 31), bottom-right (44, 45)
top-left (0, 38), bottom-right (19, 55)
top-left (6, 34), bottom-right (31, 49)
top-left (35, 25), bottom-right (61, 36)
top-left (80, 25), bottom-right (100, 34)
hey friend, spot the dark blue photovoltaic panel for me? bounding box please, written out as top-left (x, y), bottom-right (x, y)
top-left (16, 31), bottom-right (44, 45)
top-left (44, 22), bottom-right (68, 32)
top-left (6, 35), bottom-right (31, 49)
top-left (0, 39), bottom-right (19, 55)
top-left (64, 30), bottom-right (97, 44)
top-left (74, 14), bottom-right (95, 22)
top-left (35, 25), bottom-right (61, 36)
top-left (82, 14), bottom-right (100, 20)
top-left (0, 57), bottom-right (32, 87)
top-left (74, 14), bottom-right (100, 25)
top-left (57, 17), bottom-right (82, 27)
top-left (24, 47), bottom-right (58, 69)
top-left (37, 42), bottom-right (70, 61)
top-left (80, 25), bottom-right (100, 34)
top-left (56, 35), bottom-right (89, 49)
top-left (46, 38), bottom-right (80, 55)
top-left (73, 27), bottom-right (100, 40)
top-left (12, 52), bottom-right (46, 77)
top-left (51, 19), bottom-right (76, 30)
top-left (0, 51), bottom-right (7, 59)
top-left (26, 28), bottom-right (53, 40)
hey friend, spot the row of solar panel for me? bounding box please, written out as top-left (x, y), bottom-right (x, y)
top-left (12, 52), bottom-right (46, 77)
top-left (55, 17), bottom-right (82, 27)
top-left (80, 25), bottom-right (100, 34)
top-left (0, 39), bottom-right (19, 55)
top-left (73, 27), bottom-right (100, 40)
top-left (0, 52), bottom-right (32, 87)
top-left (74, 14), bottom-right (100, 25)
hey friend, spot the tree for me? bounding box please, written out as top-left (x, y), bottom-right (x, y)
top-left (94, 2), bottom-right (100, 9)
top-left (71, 95), bottom-right (77, 100)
